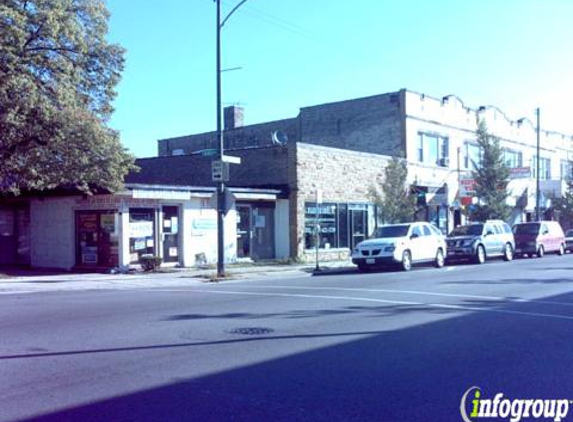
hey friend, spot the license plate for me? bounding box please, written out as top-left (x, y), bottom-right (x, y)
top-left (366, 258), bottom-right (375, 264)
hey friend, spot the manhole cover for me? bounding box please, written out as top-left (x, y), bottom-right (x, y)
top-left (227, 327), bottom-right (275, 336)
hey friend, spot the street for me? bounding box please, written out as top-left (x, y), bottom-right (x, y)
top-left (2, 256), bottom-right (573, 422)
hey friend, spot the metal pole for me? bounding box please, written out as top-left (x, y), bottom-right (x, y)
top-left (536, 107), bottom-right (541, 222)
top-left (216, 0), bottom-right (225, 277)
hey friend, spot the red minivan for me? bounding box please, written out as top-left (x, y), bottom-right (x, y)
top-left (513, 221), bottom-right (566, 258)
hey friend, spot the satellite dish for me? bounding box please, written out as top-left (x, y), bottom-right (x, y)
top-left (271, 130), bottom-right (288, 146)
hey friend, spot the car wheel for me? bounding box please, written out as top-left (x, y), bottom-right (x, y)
top-left (558, 244), bottom-right (565, 256)
top-left (537, 245), bottom-right (545, 258)
top-left (357, 264), bottom-right (369, 273)
top-left (434, 248), bottom-right (445, 268)
top-left (474, 245), bottom-right (486, 264)
top-left (503, 243), bottom-right (513, 261)
top-left (401, 250), bottom-right (412, 271)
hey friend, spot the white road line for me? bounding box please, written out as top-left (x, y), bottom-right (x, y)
top-left (225, 285), bottom-right (573, 307)
top-left (151, 288), bottom-right (573, 321)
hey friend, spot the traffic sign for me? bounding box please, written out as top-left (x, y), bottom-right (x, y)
top-left (212, 160), bottom-right (229, 182)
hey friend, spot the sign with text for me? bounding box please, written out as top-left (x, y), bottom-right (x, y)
top-left (509, 166), bottom-right (531, 179)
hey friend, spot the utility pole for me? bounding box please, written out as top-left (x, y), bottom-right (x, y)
top-left (536, 107), bottom-right (541, 222)
top-left (215, 0), bottom-right (249, 277)
top-left (215, 0), bottom-right (225, 277)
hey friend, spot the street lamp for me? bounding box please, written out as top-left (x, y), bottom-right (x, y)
top-left (215, 0), bottom-right (249, 277)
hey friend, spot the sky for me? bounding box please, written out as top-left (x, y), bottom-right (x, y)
top-left (106, 0), bottom-right (573, 158)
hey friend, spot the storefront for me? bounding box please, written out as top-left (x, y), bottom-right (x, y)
top-left (4, 185), bottom-right (288, 270)
top-left (304, 202), bottom-right (371, 251)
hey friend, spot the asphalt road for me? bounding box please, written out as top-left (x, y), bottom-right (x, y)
top-left (2, 255), bottom-right (573, 422)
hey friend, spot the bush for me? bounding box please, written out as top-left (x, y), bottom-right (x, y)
top-left (139, 255), bottom-right (163, 272)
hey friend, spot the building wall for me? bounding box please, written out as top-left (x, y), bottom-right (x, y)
top-left (293, 143), bottom-right (392, 260)
top-left (184, 198), bottom-right (237, 266)
top-left (404, 90), bottom-right (573, 229)
top-left (30, 197), bottom-right (76, 269)
top-left (300, 91), bottom-right (405, 157)
top-left (157, 118), bottom-right (299, 156)
top-left (130, 145), bottom-right (291, 190)
top-left (274, 199), bottom-right (290, 260)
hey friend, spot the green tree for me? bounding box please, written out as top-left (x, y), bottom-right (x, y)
top-left (0, 0), bottom-right (136, 195)
top-left (469, 119), bottom-right (511, 222)
top-left (553, 180), bottom-right (573, 230)
top-left (369, 157), bottom-right (417, 223)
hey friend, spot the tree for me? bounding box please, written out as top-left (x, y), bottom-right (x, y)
top-left (0, 0), bottom-right (136, 195)
top-left (469, 119), bottom-right (511, 222)
top-left (552, 180), bottom-right (573, 230)
top-left (369, 157), bottom-right (417, 223)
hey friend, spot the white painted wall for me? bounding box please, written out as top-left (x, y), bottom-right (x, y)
top-left (184, 199), bottom-right (237, 266)
top-left (274, 199), bottom-right (290, 259)
top-left (30, 197), bottom-right (76, 269)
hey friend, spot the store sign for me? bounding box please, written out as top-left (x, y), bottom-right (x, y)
top-left (132, 189), bottom-right (190, 200)
top-left (509, 167), bottom-right (531, 179)
top-left (129, 221), bottom-right (153, 238)
top-left (459, 177), bottom-right (476, 196)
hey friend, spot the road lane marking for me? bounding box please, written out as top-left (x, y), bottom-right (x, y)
top-left (225, 285), bottom-right (573, 308)
top-left (152, 288), bottom-right (573, 321)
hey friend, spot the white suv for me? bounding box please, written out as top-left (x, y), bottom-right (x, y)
top-left (351, 222), bottom-right (447, 272)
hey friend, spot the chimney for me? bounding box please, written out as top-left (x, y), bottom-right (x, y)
top-left (224, 106), bottom-right (244, 130)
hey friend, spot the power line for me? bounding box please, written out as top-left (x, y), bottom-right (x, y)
top-left (220, 0), bottom-right (322, 42)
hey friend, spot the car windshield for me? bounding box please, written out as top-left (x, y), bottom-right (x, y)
top-left (566, 230), bottom-right (573, 237)
top-left (513, 223), bottom-right (540, 235)
top-left (373, 225), bottom-right (410, 238)
top-left (449, 224), bottom-right (483, 236)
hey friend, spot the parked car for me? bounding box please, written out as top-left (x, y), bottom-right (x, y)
top-left (351, 222), bottom-right (447, 272)
top-left (513, 221), bottom-right (565, 258)
top-left (565, 229), bottom-right (573, 253)
top-left (446, 220), bottom-right (515, 264)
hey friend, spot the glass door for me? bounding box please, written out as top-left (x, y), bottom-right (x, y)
top-left (236, 205), bottom-right (251, 258)
top-left (162, 206), bottom-right (179, 263)
top-left (350, 208), bottom-right (367, 249)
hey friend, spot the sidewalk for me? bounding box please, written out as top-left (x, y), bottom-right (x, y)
top-left (0, 259), bottom-right (357, 294)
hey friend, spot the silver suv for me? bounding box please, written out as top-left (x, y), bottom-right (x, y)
top-left (446, 220), bottom-right (515, 264)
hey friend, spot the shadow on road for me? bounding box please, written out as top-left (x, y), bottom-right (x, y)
top-left (10, 286), bottom-right (573, 422)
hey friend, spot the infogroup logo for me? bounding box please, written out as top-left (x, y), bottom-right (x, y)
top-left (460, 386), bottom-right (571, 422)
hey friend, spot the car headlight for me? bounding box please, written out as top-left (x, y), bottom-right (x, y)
top-left (385, 245), bottom-right (396, 252)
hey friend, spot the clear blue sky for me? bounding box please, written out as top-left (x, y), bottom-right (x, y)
top-left (106, 0), bottom-right (573, 158)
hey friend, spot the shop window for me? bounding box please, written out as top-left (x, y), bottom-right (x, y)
top-left (304, 202), bottom-right (368, 250)
top-left (305, 203), bottom-right (337, 249)
top-left (129, 208), bottom-right (156, 263)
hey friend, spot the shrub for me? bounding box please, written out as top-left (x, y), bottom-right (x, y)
top-left (139, 255), bottom-right (163, 272)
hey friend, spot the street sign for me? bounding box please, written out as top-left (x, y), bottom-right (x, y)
top-left (221, 154), bottom-right (242, 164)
top-left (212, 160), bottom-right (229, 182)
top-left (209, 190), bottom-right (235, 215)
top-left (200, 149), bottom-right (218, 157)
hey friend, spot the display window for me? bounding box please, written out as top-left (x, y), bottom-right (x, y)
top-left (76, 210), bottom-right (119, 267)
top-left (129, 208), bottom-right (156, 263)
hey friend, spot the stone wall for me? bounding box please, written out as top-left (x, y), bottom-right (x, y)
top-left (292, 143), bottom-right (392, 259)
